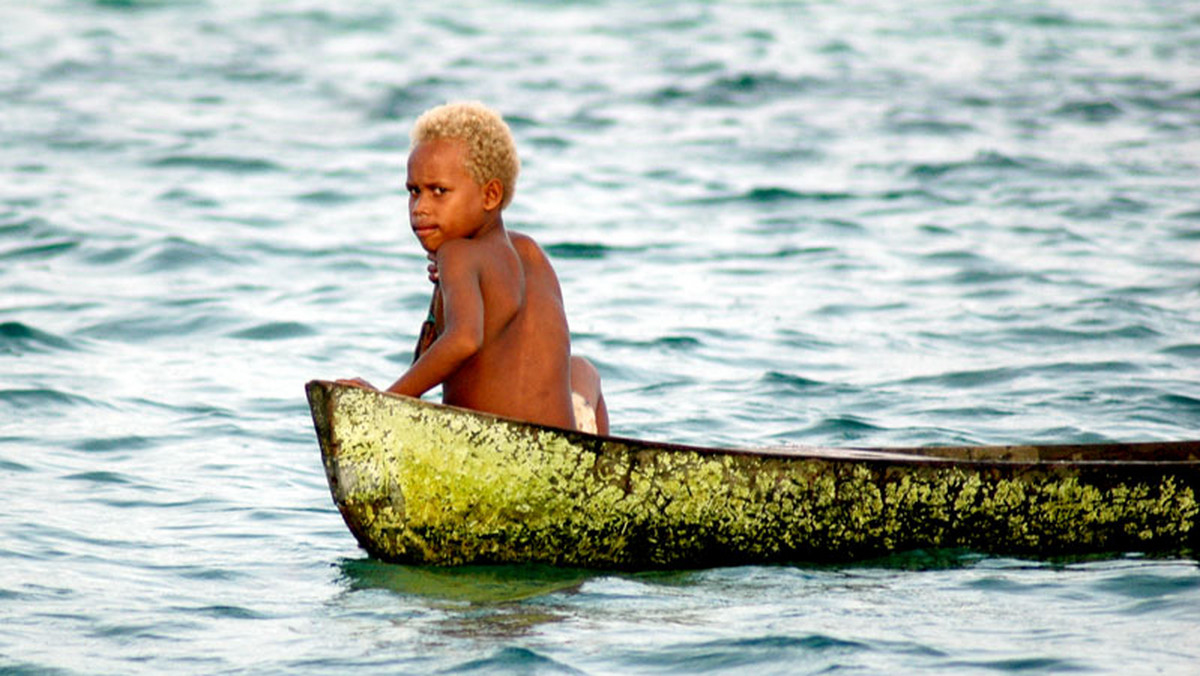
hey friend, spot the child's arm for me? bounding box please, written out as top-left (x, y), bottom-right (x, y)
top-left (385, 241), bottom-right (483, 397)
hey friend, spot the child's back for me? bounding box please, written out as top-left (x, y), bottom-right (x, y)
top-left (436, 230), bottom-right (576, 430)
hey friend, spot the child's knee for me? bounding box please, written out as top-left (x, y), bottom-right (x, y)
top-left (569, 355), bottom-right (602, 403)
top-left (570, 355), bottom-right (608, 435)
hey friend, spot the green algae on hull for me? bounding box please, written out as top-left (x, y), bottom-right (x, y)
top-left (306, 380), bottom-right (1200, 568)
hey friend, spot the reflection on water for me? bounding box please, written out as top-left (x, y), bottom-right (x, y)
top-left (337, 558), bottom-right (596, 641)
top-left (340, 558), bottom-right (594, 605)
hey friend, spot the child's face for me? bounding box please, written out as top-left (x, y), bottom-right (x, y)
top-left (406, 138), bottom-right (490, 253)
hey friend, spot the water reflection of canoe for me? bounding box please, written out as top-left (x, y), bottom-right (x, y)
top-left (305, 380), bottom-right (1200, 568)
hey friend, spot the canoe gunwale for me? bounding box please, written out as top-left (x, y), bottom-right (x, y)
top-left (306, 380), bottom-right (1200, 468)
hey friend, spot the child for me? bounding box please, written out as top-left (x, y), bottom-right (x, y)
top-left (340, 102), bottom-right (608, 435)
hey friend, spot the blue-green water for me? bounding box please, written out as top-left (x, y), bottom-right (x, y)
top-left (3, 0), bottom-right (1200, 673)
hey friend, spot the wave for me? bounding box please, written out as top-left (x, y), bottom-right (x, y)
top-left (157, 188), bottom-right (221, 209)
top-left (293, 189), bottom-right (359, 206)
top-left (544, 242), bottom-right (620, 259)
top-left (449, 647), bottom-right (580, 674)
top-left (898, 367), bottom-right (1024, 390)
top-left (0, 388), bottom-right (102, 411)
top-left (603, 335), bottom-right (703, 351)
top-left (801, 415), bottom-right (885, 441)
top-left (1001, 325), bottom-right (1161, 345)
top-left (0, 239), bottom-right (79, 262)
top-left (1061, 195), bottom-right (1151, 221)
top-left (1160, 393), bottom-right (1200, 417)
top-left (228, 321), bottom-right (317, 341)
top-left (148, 155), bottom-right (282, 174)
top-left (648, 71), bottom-right (828, 107)
top-left (89, 0), bottom-right (200, 9)
top-left (618, 634), bottom-right (871, 672)
top-left (72, 435), bottom-right (158, 453)
top-left (77, 313), bottom-right (233, 342)
top-left (1053, 100), bottom-right (1124, 123)
top-left (691, 187), bottom-right (856, 206)
top-left (0, 321), bottom-right (76, 355)
top-left (884, 106), bottom-right (977, 136)
top-left (63, 470), bottom-right (136, 486)
top-left (135, 236), bottom-right (243, 273)
top-left (760, 371), bottom-right (827, 390)
top-left (907, 151), bottom-right (1103, 182)
top-left (1160, 344), bottom-right (1200, 359)
top-left (371, 77), bottom-right (463, 120)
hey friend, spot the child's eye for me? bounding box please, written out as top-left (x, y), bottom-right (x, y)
top-left (432, 187), bottom-right (448, 195)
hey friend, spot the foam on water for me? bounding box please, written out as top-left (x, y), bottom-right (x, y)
top-left (2, 0), bottom-right (1199, 673)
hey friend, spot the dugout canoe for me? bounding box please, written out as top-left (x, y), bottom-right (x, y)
top-left (305, 380), bottom-right (1200, 568)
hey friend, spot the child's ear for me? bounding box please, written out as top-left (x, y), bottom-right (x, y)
top-left (482, 179), bottom-right (504, 210)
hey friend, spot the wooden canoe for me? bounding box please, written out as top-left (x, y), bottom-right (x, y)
top-left (305, 380), bottom-right (1200, 568)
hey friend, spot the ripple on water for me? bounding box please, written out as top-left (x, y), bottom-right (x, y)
top-left (1052, 99), bottom-right (1124, 123)
top-left (800, 415), bottom-right (885, 441)
top-left (0, 321), bottom-right (76, 355)
top-left (158, 187), bottom-right (222, 209)
top-left (76, 313), bottom-right (234, 343)
top-left (758, 372), bottom-right (865, 403)
top-left (0, 388), bottom-right (102, 411)
top-left (908, 151), bottom-right (1103, 183)
top-left (1062, 195), bottom-right (1152, 221)
top-left (228, 321), bottom-right (318, 341)
top-left (63, 470), bottom-right (138, 486)
top-left (611, 634), bottom-right (872, 675)
top-left (148, 154), bottom-right (283, 174)
top-left (1160, 343), bottom-right (1200, 359)
top-left (649, 71), bottom-right (828, 107)
top-left (0, 238), bottom-right (80, 262)
top-left (942, 656), bottom-right (1086, 672)
top-left (543, 242), bottom-right (620, 259)
top-left (135, 236), bottom-right (244, 273)
top-left (0, 455), bottom-right (34, 473)
top-left (897, 366), bottom-right (1024, 390)
top-left (371, 77), bottom-right (464, 121)
top-left (293, 189), bottom-right (360, 206)
top-left (1000, 324), bottom-right (1162, 346)
top-left (82, 244), bottom-right (141, 266)
top-left (1158, 394), bottom-right (1200, 422)
top-left (689, 186), bottom-right (857, 206)
top-left (451, 647), bottom-right (583, 675)
top-left (71, 435), bottom-right (160, 454)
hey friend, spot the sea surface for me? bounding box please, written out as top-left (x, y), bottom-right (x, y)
top-left (3, 0), bottom-right (1200, 673)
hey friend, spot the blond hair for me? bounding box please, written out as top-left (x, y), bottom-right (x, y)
top-left (411, 101), bottom-right (520, 210)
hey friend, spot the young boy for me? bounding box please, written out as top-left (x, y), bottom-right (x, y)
top-left (340, 102), bottom-right (607, 435)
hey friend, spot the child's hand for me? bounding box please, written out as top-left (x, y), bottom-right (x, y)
top-left (426, 252), bottom-right (439, 283)
top-left (336, 378), bottom-right (375, 390)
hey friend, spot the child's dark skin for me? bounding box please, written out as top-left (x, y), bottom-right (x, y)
top-left (341, 137), bottom-right (605, 433)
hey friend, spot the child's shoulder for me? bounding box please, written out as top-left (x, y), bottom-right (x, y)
top-left (508, 231), bottom-right (548, 260)
top-left (435, 236), bottom-right (489, 265)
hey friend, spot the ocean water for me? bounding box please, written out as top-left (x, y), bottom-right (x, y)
top-left (2, 0), bottom-right (1200, 673)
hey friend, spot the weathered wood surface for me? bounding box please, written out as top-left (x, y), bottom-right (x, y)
top-left (306, 380), bottom-right (1200, 568)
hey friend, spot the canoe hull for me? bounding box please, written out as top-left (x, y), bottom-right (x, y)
top-left (306, 380), bottom-right (1200, 568)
